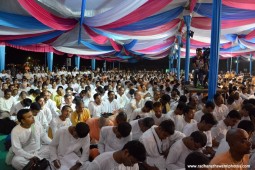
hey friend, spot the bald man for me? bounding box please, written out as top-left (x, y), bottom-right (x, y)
top-left (210, 128), bottom-right (251, 170)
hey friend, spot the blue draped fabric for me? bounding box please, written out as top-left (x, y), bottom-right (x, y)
top-left (0, 45), bottom-right (5, 71)
top-left (78, 0), bottom-right (86, 44)
top-left (7, 31), bottom-right (63, 45)
top-left (123, 40), bottom-right (137, 50)
top-left (220, 45), bottom-right (241, 52)
top-left (0, 11), bottom-right (49, 29)
top-left (224, 34), bottom-right (237, 42)
top-left (112, 7), bottom-right (183, 31)
top-left (91, 28), bottom-right (131, 40)
top-left (194, 3), bottom-right (255, 20)
top-left (47, 52), bottom-right (53, 72)
top-left (208, 0), bottom-right (222, 101)
top-left (81, 40), bottom-right (114, 51)
top-left (91, 59), bottom-right (96, 70)
top-left (75, 56), bottom-right (80, 70)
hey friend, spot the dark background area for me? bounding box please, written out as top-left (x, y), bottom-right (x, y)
top-left (5, 46), bottom-right (255, 74)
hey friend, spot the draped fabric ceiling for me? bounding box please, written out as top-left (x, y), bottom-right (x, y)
top-left (1, 0), bottom-right (255, 63)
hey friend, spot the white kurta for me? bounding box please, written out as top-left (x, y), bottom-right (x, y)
top-left (194, 110), bottom-right (205, 123)
top-left (130, 108), bottom-right (152, 121)
top-left (98, 126), bottom-right (132, 153)
top-left (49, 127), bottom-right (90, 169)
top-left (211, 120), bottom-right (230, 143)
top-left (139, 126), bottom-right (168, 170)
top-left (215, 137), bottom-right (229, 156)
top-left (130, 119), bottom-right (143, 140)
top-left (0, 96), bottom-right (15, 112)
top-left (213, 104), bottom-right (229, 121)
top-left (166, 139), bottom-right (192, 170)
top-left (183, 123), bottom-right (212, 147)
top-left (102, 99), bottom-right (119, 113)
top-left (86, 151), bottom-right (119, 170)
top-left (88, 101), bottom-right (104, 117)
top-left (151, 113), bottom-right (169, 126)
top-left (11, 122), bottom-right (51, 170)
top-left (49, 116), bottom-right (72, 137)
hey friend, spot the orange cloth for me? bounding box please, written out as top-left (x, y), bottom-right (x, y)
top-left (210, 151), bottom-right (249, 170)
top-left (89, 148), bottom-right (100, 160)
top-left (86, 117), bottom-right (114, 141)
top-left (71, 108), bottom-right (91, 126)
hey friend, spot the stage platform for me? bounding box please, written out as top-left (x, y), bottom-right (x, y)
top-left (184, 85), bottom-right (226, 94)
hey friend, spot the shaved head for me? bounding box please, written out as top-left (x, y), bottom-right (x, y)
top-left (226, 128), bottom-right (251, 155)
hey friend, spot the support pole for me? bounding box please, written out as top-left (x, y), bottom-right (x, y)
top-left (0, 45), bottom-right (5, 71)
top-left (184, 15), bottom-right (191, 83)
top-left (250, 53), bottom-right (253, 76)
top-left (236, 57), bottom-right (239, 75)
top-left (75, 56), bottom-right (80, 70)
top-left (208, 0), bottom-right (222, 101)
top-left (177, 35), bottom-right (181, 80)
top-left (47, 52), bottom-right (53, 72)
top-left (91, 59), bottom-right (96, 71)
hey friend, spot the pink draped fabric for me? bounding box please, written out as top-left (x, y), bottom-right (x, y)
top-left (189, 0), bottom-right (198, 12)
top-left (192, 17), bottom-right (255, 30)
top-left (108, 19), bottom-right (180, 36)
top-left (97, 0), bottom-right (173, 29)
top-left (110, 39), bottom-right (122, 52)
top-left (18, 0), bottom-right (77, 31)
top-left (182, 38), bottom-right (210, 47)
top-left (137, 37), bottom-right (175, 52)
top-left (0, 31), bottom-right (56, 41)
top-left (245, 30), bottom-right (255, 40)
top-left (84, 25), bottom-right (108, 45)
top-left (222, 0), bottom-right (255, 10)
top-left (221, 42), bottom-right (233, 49)
top-left (2, 42), bottom-right (63, 54)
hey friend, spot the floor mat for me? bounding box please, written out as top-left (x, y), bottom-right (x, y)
top-left (0, 134), bottom-right (14, 170)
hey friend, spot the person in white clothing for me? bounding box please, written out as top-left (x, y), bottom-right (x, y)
top-left (30, 102), bottom-right (48, 132)
top-left (130, 117), bottom-right (155, 140)
top-left (166, 131), bottom-right (207, 170)
top-left (167, 102), bottom-right (186, 132)
top-left (180, 105), bottom-right (197, 132)
top-left (50, 122), bottom-right (90, 170)
top-left (216, 120), bottom-right (254, 156)
top-left (0, 89), bottom-right (16, 113)
top-left (49, 105), bottom-right (72, 137)
top-left (87, 140), bottom-right (146, 170)
top-left (60, 94), bottom-right (76, 111)
top-left (42, 90), bottom-right (59, 118)
top-left (35, 95), bottom-right (52, 130)
top-left (10, 98), bottom-right (32, 121)
top-left (139, 119), bottom-right (176, 170)
top-left (98, 122), bottom-right (132, 153)
top-left (116, 87), bottom-right (129, 109)
top-left (125, 91), bottom-right (145, 120)
top-left (88, 93), bottom-right (104, 117)
top-left (11, 109), bottom-right (51, 170)
top-left (183, 113), bottom-right (217, 157)
top-left (102, 91), bottom-right (119, 114)
top-left (213, 93), bottom-right (229, 121)
top-left (151, 102), bottom-right (170, 125)
top-left (130, 101), bottom-right (153, 121)
top-left (211, 110), bottom-right (241, 147)
top-left (194, 101), bottom-right (215, 123)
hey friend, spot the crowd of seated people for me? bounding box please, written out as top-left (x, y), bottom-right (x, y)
top-left (0, 66), bottom-right (255, 170)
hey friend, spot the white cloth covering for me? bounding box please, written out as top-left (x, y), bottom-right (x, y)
top-left (98, 126), bottom-right (132, 153)
top-left (183, 123), bottom-right (212, 147)
top-left (49, 127), bottom-right (90, 169)
top-left (88, 101), bottom-right (104, 117)
top-left (129, 119), bottom-right (143, 140)
top-left (49, 116), bottom-right (72, 137)
top-left (11, 122), bottom-right (51, 170)
top-left (166, 139), bottom-right (192, 170)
